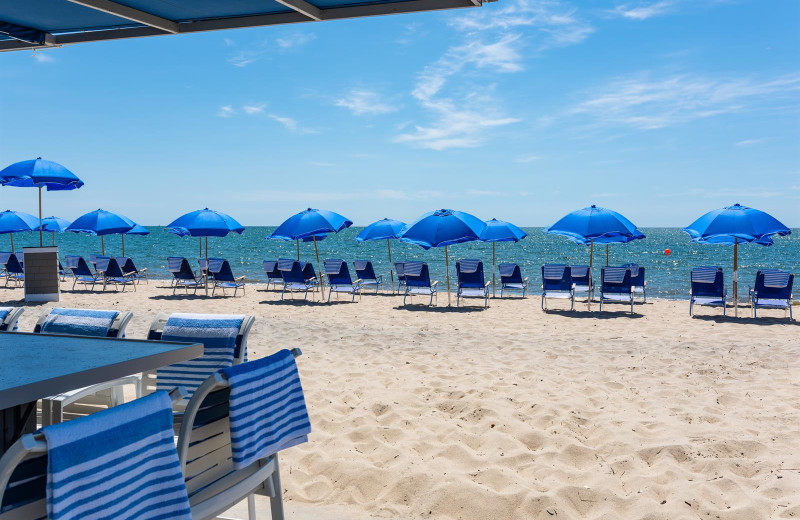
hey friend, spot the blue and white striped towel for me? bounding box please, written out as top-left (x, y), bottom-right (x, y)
top-left (41, 308), bottom-right (118, 337)
top-left (221, 349), bottom-right (311, 469)
top-left (42, 391), bottom-right (191, 520)
top-left (156, 313), bottom-right (245, 398)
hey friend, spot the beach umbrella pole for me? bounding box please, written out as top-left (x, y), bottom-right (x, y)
top-left (733, 237), bottom-right (738, 317)
top-left (492, 242), bottom-right (496, 298)
top-left (51, 231), bottom-right (55, 246)
top-left (445, 245), bottom-right (451, 306)
top-left (313, 235), bottom-right (324, 300)
top-left (121, 234), bottom-right (125, 257)
top-left (588, 239), bottom-right (594, 310)
top-left (387, 239), bottom-right (394, 293)
top-left (296, 240), bottom-right (300, 261)
top-left (205, 236), bottom-right (209, 295)
top-left (9, 233), bottom-right (13, 253)
top-left (101, 235), bottom-right (105, 255)
top-left (38, 183), bottom-right (43, 246)
top-left (606, 244), bottom-right (609, 266)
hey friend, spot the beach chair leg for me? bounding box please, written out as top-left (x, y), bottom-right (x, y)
top-left (689, 299), bottom-right (693, 316)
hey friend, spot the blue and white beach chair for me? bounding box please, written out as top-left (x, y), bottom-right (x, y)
top-left (395, 261), bottom-right (407, 294)
top-left (0, 307), bottom-right (23, 332)
top-left (498, 263), bottom-right (528, 298)
top-left (64, 254), bottom-right (102, 290)
top-left (456, 259), bottom-right (490, 307)
top-left (176, 348), bottom-right (308, 520)
top-left (541, 264), bottom-right (574, 311)
top-left (622, 263), bottom-right (646, 302)
top-left (0, 389), bottom-right (191, 520)
top-left (208, 258), bottom-right (246, 296)
top-left (570, 265), bottom-right (593, 302)
top-left (3, 253), bottom-right (24, 287)
top-left (599, 266), bottom-right (635, 313)
top-left (95, 255), bottom-right (137, 292)
top-left (117, 256), bottom-right (148, 284)
top-left (168, 256), bottom-right (204, 295)
top-left (749, 269), bottom-right (794, 320)
top-left (0, 251), bottom-right (11, 282)
top-left (402, 261), bottom-right (438, 306)
top-left (263, 260), bottom-right (284, 289)
top-left (354, 260), bottom-right (383, 293)
top-left (278, 259), bottom-right (318, 300)
top-left (325, 259), bottom-right (362, 302)
top-left (689, 266), bottom-right (726, 316)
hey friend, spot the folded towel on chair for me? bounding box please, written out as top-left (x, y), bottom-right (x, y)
top-left (221, 349), bottom-right (311, 469)
top-left (41, 308), bottom-right (119, 337)
top-left (156, 313), bottom-right (245, 398)
top-left (43, 391), bottom-right (191, 520)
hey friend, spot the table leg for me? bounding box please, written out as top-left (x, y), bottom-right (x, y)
top-left (1, 402), bottom-right (37, 456)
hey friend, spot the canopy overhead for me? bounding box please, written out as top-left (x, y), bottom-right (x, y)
top-left (0, 0), bottom-right (489, 52)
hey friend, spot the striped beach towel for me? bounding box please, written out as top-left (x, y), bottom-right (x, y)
top-left (156, 313), bottom-right (245, 398)
top-left (221, 349), bottom-right (311, 469)
top-left (42, 391), bottom-right (191, 520)
top-left (41, 308), bottom-right (118, 337)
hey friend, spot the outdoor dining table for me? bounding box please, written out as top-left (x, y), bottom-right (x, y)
top-left (0, 331), bottom-right (203, 455)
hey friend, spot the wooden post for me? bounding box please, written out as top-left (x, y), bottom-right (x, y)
top-left (313, 235), bottom-right (324, 300)
top-left (9, 233), bottom-right (13, 253)
top-left (588, 239), bottom-right (594, 310)
top-left (492, 242), bottom-right (496, 298)
top-left (101, 235), bottom-right (105, 255)
top-left (445, 245), bottom-right (451, 306)
top-left (387, 239), bottom-right (394, 293)
top-left (733, 237), bottom-right (738, 317)
top-left (51, 231), bottom-right (55, 246)
top-left (121, 234), bottom-right (125, 257)
top-left (296, 239), bottom-right (300, 261)
top-left (606, 244), bottom-right (609, 266)
top-left (38, 184), bottom-right (43, 247)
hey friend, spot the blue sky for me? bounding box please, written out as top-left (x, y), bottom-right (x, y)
top-left (1, 0), bottom-right (798, 227)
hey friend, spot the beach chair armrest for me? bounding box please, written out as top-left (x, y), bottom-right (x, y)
top-left (354, 278), bottom-right (363, 285)
top-left (483, 281), bottom-right (491, 288)
top-left (431, 281), bottom-right (439, 287)
top-left (523, 277), bottom-right (529, 282)
top-left (234, 275), bottom-right (246, 282)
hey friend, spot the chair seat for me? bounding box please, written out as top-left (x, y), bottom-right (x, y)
top-left (573, 284), bottom-right (591, 293)
top-left (329, 284), bottom-right (358, 292)
top-left (632, 286), bottom-right (645, 293)
top-left (753, 298), bottom-right (790, 308)
top-left (693, 296), bottom-right (725, 306)
top-left (285, 282), bottom-right (313, 290)
top-left (503, 282), bottom-right (527, 289)
top-left (216, 281), bottom-right (244, 288)
top-left (460, 288), bottom-right (487, 297)
top-left (601, 293), bottom-right (632, 301)
top-left (543, 290), bottom-right (573, 299)
top-left (407, 286), bottom-right (436, 294)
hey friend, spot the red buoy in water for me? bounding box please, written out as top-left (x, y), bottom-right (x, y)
top-left (664, 248), bottom-right (671, 255)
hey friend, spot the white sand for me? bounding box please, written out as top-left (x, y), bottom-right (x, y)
top-left (5, 281), bottom-right (799, 519)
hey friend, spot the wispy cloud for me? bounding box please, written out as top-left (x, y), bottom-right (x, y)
top-left (276, 33), bottom-right (316, 49)
top-left (335, 90), bottom-right (399, 116)
top-left (33, 52), bottom-right (54, 63)
top-left (269, 114), bottom-right (318, 134)
top-left (735, 138), bottom-right (765, 147)
top-left (395, 22), bottom-right (427, 45)
top-left (687, 186), bottom-right (790, 199)
top-left (227, 31), bottom-right (315, 67)
top-left (610, 1), bottom-right (675, 20)
top-left (568, 72), bottom-right (800, 130)
top-left (242, 103), bottom-right (267, 115)
top-left (217, 105), bottom-right (236, 118)
top-left (516, 154), bottom-right (541, 163)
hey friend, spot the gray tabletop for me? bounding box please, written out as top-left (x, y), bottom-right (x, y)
top-left (0, 332), bottom-right (203, 409)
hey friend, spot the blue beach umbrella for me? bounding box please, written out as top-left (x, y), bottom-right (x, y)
top-left (167, 208), bottom-right (245, 294)
top-left (0, 210), bottom-right (39, 252)
top-left (36, 216), bottom-right (72, 246)
top-left (683, 203), bottom-right (791, 316)
top-left (356, 218), bottom-right (407, 291)
top-left (544, 205), bottom-right (645, 276)
top-left (269, 208), bottom-right (353, 296)
top-left (67, 209), bottom-right (137, 255)
top-left (399, 209), bottom-right (487, 306)
top-left (0, 158), bottom-right (84, 246)
top-left (479, 218), bottom-right (528, 298)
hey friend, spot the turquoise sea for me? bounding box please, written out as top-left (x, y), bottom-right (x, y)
top-left (3, 227), bottom-right (798, 300)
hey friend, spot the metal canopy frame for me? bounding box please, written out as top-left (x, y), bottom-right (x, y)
top-left (0, 0), bottom-right (487, 52)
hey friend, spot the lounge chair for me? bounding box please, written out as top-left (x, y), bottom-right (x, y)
top-left (395, 261), bottom-right (407, 294)
top-left (354, 260), bottom-right (383, 293)
top-left (541, 264), bottom-right (574, 311)
top-left (749, 269), bottom-right (794, 320)
top-left (622, 263), bottom-right (646, 302)
top-left (278, 259), bottom-right (318, 300)
top-left (689, 266), bottom-right (726, 316)
top-left (208, 258), bottom-right (246, 296)
top-left (570, 265), bottom-right (594, 302)
top-left (263, 260), bottom-right (284, 289)
top-left (456, 259), bottom-right (490, 307)
top-left (498, 262), bottom-right (528, 298)
top-left (176, 348), bottom-right (307, 520)
top-left (168, 256), bottom-right (204, 294)
top-left (35, 307), bottom-right (136, 426)
top-left (3, 253), bottom-right (24, 287)
top-left (0, 251), bottom-right (11, 282)
top-left (58, 259), bottom-right (66, 281)
top-left (116, 256), bottom-right (148, 283)
top-left (324, 258), bottom-right (362, 302)
top-left (402, 261), bottom-right (438, 306)
top-left (0, 389), bottom-right (190, 520)
top-left (64, 254), bottom-right (102, 290)
top-left (95, 255), bottom-right (137, 292)
top-left (599, 266), bottom-right (635, 313)
top-left (0, 306), bottom-right (24, 331)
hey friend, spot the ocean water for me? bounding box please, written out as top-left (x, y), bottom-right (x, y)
top-left (4, 227), bottom-right (798, 300)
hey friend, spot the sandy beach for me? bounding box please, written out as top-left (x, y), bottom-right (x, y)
top-left (3, 281), bottom-right (798, 519)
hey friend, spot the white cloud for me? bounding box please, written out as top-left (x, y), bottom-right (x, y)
top-left (308, 161), bottom-right (334, 167)
top-left (516, 154), bottom-right (541, 163)
top-left (395, 22), bottom-right (426, 45)
top-left (227, 32), bottom-right (315, 67)
top-left (33, 52), bottom-right (54, 63)
top-left (243, 103), bottom-right (267, 115)
top-left (568, 72), bottom-right (800, 130)
top-left (269, 114), bottom-right (318, 134)
top-left (217, 105), bottom-right (236, 118)
top-left (687, 187), bottom-right (788, 199)
top-left (335, 90), bottom-right (398, 116)
top-left (735, 138), bottom-right (765, 147)
top-left (610, 1), bottom-right (675, 20)
top-left (276, 33), bottom-right (316, 49)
